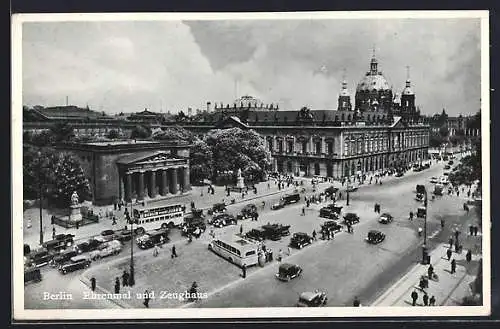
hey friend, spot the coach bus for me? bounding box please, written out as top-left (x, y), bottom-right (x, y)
top-left (132, 203), bottom-right (186, 234)
top-left (208, 236), bottom-right (260, 267)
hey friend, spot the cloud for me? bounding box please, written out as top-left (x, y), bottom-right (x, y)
top-left (22, 18), bottom-right (481, 116)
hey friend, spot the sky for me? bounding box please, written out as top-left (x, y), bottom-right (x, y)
top-left (22, 17), bottom-right (482, 116)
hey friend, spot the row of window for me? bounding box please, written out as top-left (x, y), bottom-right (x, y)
top-left (268, 140), bottom-right (336, 155)
top-left (213, 240), bottom-right (242, 256)
top-left (137, 213), bottom-right (182, 225)
top-left (135, 205), bottom-right (184, 218)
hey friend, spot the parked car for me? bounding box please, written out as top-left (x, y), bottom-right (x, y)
top-left (366, 230), bottom-right (386, 244)
top-left (262, 223), bottom-right (291, 240)
top-left (448, 160), bottom-right (454, 165)
top-left (395, 171), bottom-right (404, 177)
top-left (417, 206), bottom-right (427, 218)
top-left (212, 202), bottom-right (227, 213)
top-left (430, 177), bottom-right (438, 184)
top-left (378, 213), bottom-right (394, 224)
top-left (296, 291), bottom-right (328, 307)
top-left (210, 213), bottom-right (237, 228)
top-left (440, 177), bottom-right (450, 185)
top-left (415, 193), bottom-right (425, 202)
top-left (24, 266), bottom-right (42, 283)
top-left (28, 248), bottom-right (54, 267)
top-left (58, 255), bottom-right (91, 274)
top-left (289, 232), bottom-right (313, 249)
top-left (282, 193), bottom-right (301, 204)
top-left (74, 238), bottom-right (103, 254)
top-left (275, 263), bottom-right (303, 281)
top-left (136, 229), bottom-right (170, 249)
top-left (245, 228), bottom-right (267, 242)
top-left (90, 240), bottom-right (122, 260)
top-left (50, 249), bottom-right (79, 267)
top-left (433, 184), bottom-right (444, 196)
top-left (115, 230), bottom-right (134, 242)
top-left (42, 234), bottom-right (75, 252)
top-left (236, 204), bottom-right (258, 220)
top-left (319, 204), bottom-right (342, 219)
top-left (100, 229), bottom-right (116, 241)
top-left (416, 184), bottom-right (426, 195)
top-left (444, 165), bottom-right (451, 170)
top-left (320, 221), bottom-right (342, 235)
top-left (343, 212), bottom-right (360, 225)
top-left (182, 215), bottom-right (207, 237)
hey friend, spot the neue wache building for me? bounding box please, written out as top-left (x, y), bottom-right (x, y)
top-left (183, 54), bottom-right (430, 178)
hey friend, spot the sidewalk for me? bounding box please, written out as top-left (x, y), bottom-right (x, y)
top-left (22, 178), bottom-right (326, 247)
top-left (371, 242), bottom-right (481, 307)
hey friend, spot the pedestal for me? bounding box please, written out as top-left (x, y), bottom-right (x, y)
top-left (236, 177), bottom-right (245, 189)
top-left (69, 204), bottom-right (82, 223)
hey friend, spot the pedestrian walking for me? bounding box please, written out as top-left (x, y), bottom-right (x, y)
top-left (240, 224), bottom-right (243, 235)
top-left (474, 226), bottom-right (479, 236)
top-left (353, 296), bottom-right (361, 307)
top-left (312, 230), bottom-right (317, 241)
top-left (449, 237), bottom-right (454, 248)
top-left (427, 264), bottom-right (434, 279)
top-left (153, 245), bottom-right (159, 257)
top-left (301, 207), bottom-right (305, 216)
top-left (451, 259), bottom-right (457, 274)
top-left (446, 248), bottom-right (452, 261)
top-left (466, 249), bottom-right (472, 263)
top-left (469, 225), bottom-right (473, 236)
top-left (114, 277), bottom-right (120, 294)
top-left (409, 211), bottom-right (414, 221)
top-left (90, 277), bottom-right (96, 292)
top-left (171, 245), bottom-right (178, 258)
top-left (278, 249), bottom-right (283, 262)
top-left (112, 216), bottom-right (117, 225)
top-left (241, 264), bottom-right (247, 279)
top-left (429, 295), bottom-right (436, 306)
top-left (122, 270), bottom-right (129, 287)
top-left (423, 292), bottom-right (429, 306)
top-left (52, 226), bottom-right (56, 239)
top-left (143, 290), bottom-right (150, 308)
top-left (411, 290), bottom-right (418, 306)
top-left (339, 192), bottom-right (342, 200)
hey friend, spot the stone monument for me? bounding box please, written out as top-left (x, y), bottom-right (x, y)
top-left (69, 191), bottom-right (83, 223)
top-left (236, 168), bottom-right (245, 189)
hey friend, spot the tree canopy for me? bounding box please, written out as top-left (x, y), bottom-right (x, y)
top-left (189, 139), bottom-right (213, 184)
top-left (130, 125), bottom-right (151, 139)
top-left (153, 125), bottom-right (194, 142)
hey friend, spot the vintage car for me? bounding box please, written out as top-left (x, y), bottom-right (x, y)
top-left (42, 234), bottom-right (75, 252)
top-left (343, 212), bottom-right (360, 225)
top-left (444, 165), bottom-right (451, 170)
top-left (210, 213), bottom-right (237, 228)
top-left (136, 229), bottom-right (170, 249)
top-left (271, 199), bottom-right (287, 210)
top-left (415, 193), bottom-right (425, 202)
top-left (58, 255), bottom-right (91, 274)
top-left (448, 160), bottom-right (454, 165)
top-left (90, 240), bottom-right (122, 260)
top-left (430, 177), bottom-right (438, 184)
top-left (319, 204), bottom-right (342, 219)
top-left (236, 204), bottom-right (258, 220)
top-left (24, 266), bottom-right (42, 283)
top-left (276, 263), bottom-right (303, 281)
top-left (433, 183), bottom-right (444, 196)
top-left (324, 186), bottom-right (339, 197)
top-left (245, 228), bottom-right (267, 242)
top-left (114, 230), bottom-right (134, 242)
top-left (212, 202), bottom-right (227, 213)
top-left (366, 230), bottom-right (386, 244)
top-left (417, 206), bottom-right (427, 218)
top-left (289, 232), bottom-right (313, 249)
top-left (181, 215), bottom-right (207, 238)
top-left (395, 171), bottom-right (405, 177)
top-left (282, 193), bottom-right (301, 204)
top-left (50, 249), bottom-right (79, 267)
top-left (28, 248), bottom-right (54, 267)
top-left (74, 238), bottom-right (103, 254)
top-left (320, 221), bottom-right (343, 235)
top-left (378, 213), bottom-right (394, 224)
top-left (262, 223), bottom-right (291, 240)
top-left (296, 291), bottom-right (328, 307)
top-left (100, 229), bottom-right (117, 241)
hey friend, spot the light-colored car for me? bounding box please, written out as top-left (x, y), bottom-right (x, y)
top-left (90, 240), bottom-right (122, 260)
top-left (430, 177), bottom-right (438, 184)
top-left (440, 177), bottom-right (450, 185)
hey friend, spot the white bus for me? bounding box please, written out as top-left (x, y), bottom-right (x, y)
top-left (208, 236), bottom-right (260, 267)
top-left (132, 203), bottom-right (186, 234)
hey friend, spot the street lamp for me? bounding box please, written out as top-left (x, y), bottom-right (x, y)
top-left (37, 151), bottom-right (44, 246)
top-left (422, 188), bottom-right (429, 264)
top-left (128, 201), bottom-right (138, 287)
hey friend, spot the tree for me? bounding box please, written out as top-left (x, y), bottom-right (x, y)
top-left (439, 126), bottom-right (449, 138)
top-left (130, 125), bottom-right (151, 139)
top-left (49, 153), bottom-right (91, 207)
top-left (50, 122), bottom-right (75, 143)
top-left (189, 140), bottom-right (213, 184)
top-left (429, 132), bottom-right (444, 148)
top-left (153, 126), bottom-right (194, 142)
top-left (205, 128), bottom-right (271, 182)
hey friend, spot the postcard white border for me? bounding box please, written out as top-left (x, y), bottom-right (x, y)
top-left (12, 10), bottom-right (491, 320)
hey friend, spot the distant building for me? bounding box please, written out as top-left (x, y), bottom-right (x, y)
top-left (56, 140), bottom-right (191, 205)
top-left (127, 108), bottom-right (164, 123)
top-left (23, 105), bottom-right (110, 122)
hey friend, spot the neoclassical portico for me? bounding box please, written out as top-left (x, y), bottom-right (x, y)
top-left (117, 151), bottom-right (190, 202)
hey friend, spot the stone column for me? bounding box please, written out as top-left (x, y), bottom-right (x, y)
top-left (119, 172), bottom-right (124, 202)
top-left (150, 170), bottom-right (157, 198)
top-left (170, 168), bottom-right (178, 194)
top-left (160, 169), bottom-right (168, 196)
top-left (183, 166), bottom-right (191, 191)
top-left (125, 173), bottom-right (132, 202)
top-left (137, 171), bottom-right (145, 200)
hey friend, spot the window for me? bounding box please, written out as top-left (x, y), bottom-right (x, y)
top-left (268, 140), bottom-right (273, 151)
top-left (287, 141), bottom-right (293, 153)
top-left (314, 163), bottom-right (320, 175)
top-left (315, 142), bottom-right (321, 154)
top-left (327, 142), bottom-right (333, 154)
top-left (245, 250), bottom-right (256, 256)
top-left (302, 141), bottom-right (307, 153)
top-left (278, 141), bottom-right (283, 153)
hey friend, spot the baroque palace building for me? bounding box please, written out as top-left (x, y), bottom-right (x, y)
top-left (181, 54), bottom-right (430, 179)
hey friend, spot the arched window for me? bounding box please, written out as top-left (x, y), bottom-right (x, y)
top-left (341, 113), bottom-right (345, 121)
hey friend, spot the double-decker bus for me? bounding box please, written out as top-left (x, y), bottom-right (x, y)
top-left (208, 236), bottom-right (260, 267)
top-left (132, 203), bottom-right (186, 234)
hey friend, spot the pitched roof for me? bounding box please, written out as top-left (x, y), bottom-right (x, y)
top-left (33, 106), bottom-right (106, 119)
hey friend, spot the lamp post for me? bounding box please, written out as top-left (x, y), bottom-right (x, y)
top-left (422, 189), bottom-right (428, 264)
top-left (128, 202), bottom-right (136, 287)
top-left (37, 151), bottom-right (44, 246)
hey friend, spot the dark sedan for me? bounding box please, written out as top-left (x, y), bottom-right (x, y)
top-left (289, 233), bottom-right (313, 249)
top-left (343, 212), bottom-right (360, 225)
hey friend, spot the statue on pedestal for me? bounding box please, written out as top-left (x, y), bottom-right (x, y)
top-left (71, 191), bottom-right (80, 206)
top-left (235, 168), bottom-right (245, 189)
top-left (69, 191), bottom-right (82, 223)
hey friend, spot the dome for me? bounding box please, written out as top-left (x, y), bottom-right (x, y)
top-left (234, 95), bottom-right (264, 108)
top-left (402, 79), bottom-right (414, 95)
top-left (356, 73), bottom-right (391, 92)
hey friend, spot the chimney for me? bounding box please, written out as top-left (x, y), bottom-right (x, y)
top-left (206, 101), bottom-right (212, 112)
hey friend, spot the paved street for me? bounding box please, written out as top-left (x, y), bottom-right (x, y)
top-left (24, 156), bottom-right (482, 309)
